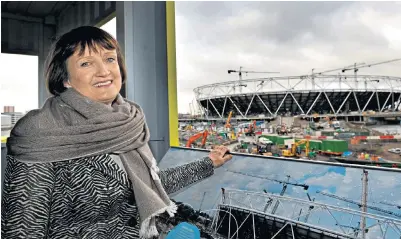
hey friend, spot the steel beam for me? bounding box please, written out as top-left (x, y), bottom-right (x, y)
top-left (396, 93), bottom-right (401, 111)
top-left (323, 92), bottom-right (336, 115)
top-left (353, 91), bottom-right (361, 112)
top-left (221, 97), bottom-right (227, 117)
top-left (376, 92), bottom-right (381, 112)
top-left (208, 99), bottom-right (222, 118)
top-left (290, 93), bottom-right (305, 114)
top-left (381, 92), bottom-right (392, 112)
top-left (256, 95), bottom-right (273, 116)
top-left (207, 99), bottom-right (209, 118)
top-left (306, 92), bottom-right (322, 115)
top-left (245, 94), bottom-right (255, 116)
top-left (275, 92), bottom-right (289, 115)
top-left (362, 91), bottom-right (375, 112)
top-left (228, 97), bottom-right (245, 117)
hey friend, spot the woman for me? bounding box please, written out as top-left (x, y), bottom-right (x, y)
top-left (2, 26), bottom-right (232, 238)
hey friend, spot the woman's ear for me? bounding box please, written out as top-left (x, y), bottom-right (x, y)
top-left (64, 80), bottom-right (72, 88)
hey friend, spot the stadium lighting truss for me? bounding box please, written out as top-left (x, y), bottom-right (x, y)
top-left (205, 189), bottom-right (401, 239)
top-left (193, 75), bottom-right (401, 119)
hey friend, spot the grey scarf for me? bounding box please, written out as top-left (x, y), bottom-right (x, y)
top-left (7, 88), bottom-right (177, 238)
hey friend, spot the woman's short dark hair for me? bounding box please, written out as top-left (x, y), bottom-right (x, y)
top-left (45, 26), bottom-right (127, 96)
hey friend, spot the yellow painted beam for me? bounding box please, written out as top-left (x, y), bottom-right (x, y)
top-left (1, 136), bottom-right (8, 144)
top-left (166, 1), bottom-right (179, 147)
top-left (95, 11), bottom-right (116, 28)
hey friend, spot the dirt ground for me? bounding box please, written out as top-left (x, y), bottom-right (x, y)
top-left (268, 141), bottom-right (401, 162)
top-left (348, 141), bottom-right (401, 162)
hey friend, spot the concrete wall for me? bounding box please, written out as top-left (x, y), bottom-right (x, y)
top-left (56, 1), bottom-right (116, 36)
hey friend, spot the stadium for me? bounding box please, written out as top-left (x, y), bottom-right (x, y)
top-left (193, 74), bottom-right (401, 120)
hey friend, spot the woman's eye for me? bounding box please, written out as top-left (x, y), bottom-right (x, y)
top-left (80, 62), bottom-right (90, 67)
top-left (107, 57), bottom-right (116, 63)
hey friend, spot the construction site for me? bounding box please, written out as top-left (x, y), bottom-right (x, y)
top-left (180, 60), bottom-right (401, 168)
top-left (180, 115), bottom-right (401, 167)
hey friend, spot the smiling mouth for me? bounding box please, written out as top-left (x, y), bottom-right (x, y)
top-left (94, 80), bottom-right (113, 87)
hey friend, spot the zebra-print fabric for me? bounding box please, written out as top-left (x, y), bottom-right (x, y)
top-left (2, 154), bottom-right (214, 238)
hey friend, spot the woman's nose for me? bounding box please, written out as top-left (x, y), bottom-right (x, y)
top-left (96, 62), bottom-right (110, 77)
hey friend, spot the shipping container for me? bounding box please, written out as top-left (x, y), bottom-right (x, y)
top-left (321, 131), bottom-right (335, 136)
top-left (259, 134), bottom-right (279, 144)
top-left (295, 139), bottom-right (322, 150)
top-left (276, 136), bottom-right (292, 145)
top-left (321, 139), bottom-right (348, 153)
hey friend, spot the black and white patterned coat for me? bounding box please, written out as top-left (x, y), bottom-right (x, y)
top-left (1, 154), bottom-right (214, 238)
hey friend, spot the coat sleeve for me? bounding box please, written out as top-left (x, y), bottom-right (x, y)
top-left (159, 157), bottom-right (214, 195)
top-left (1, 155), bottom-right (54, 238)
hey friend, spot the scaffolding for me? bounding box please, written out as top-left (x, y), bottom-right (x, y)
top-left (201, 189), bottom-right (401, 239)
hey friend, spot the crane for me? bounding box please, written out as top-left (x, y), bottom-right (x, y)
top-left (227, 169), bottom-right (309, 214)
top-left (271, 175), bottom-right (291, 214)
top-left (311, 58), bottom-right (401, 90)
top-left (313, 58), bottom-right (401, 76)
top-left (375, 201), bottom-right (401, 210)
top-left (228, 66), bottom-right (280, 93)
top-left (316, 191), bottom-right (401, 218)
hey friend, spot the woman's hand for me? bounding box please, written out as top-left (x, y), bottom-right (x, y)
top-left (209, 145), bottom-right (233, 168)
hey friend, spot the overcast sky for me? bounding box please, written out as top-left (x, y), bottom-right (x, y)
top-left (174, 1), bottom-right (401, 113)
top-left (1, 1), bottom-right (400, 113)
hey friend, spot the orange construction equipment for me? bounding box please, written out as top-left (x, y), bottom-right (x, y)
top-left (245, 120), bottom-right (257, 136)
top-left (186, 130), bottom-right (209, 148)
top-left (225, 111), bottom-right (233, 129)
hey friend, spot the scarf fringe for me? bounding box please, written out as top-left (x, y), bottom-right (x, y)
top-left (139, 201), bottom-right (178, 239)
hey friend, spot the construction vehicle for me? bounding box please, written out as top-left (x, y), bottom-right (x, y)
top-left (276, 124), bottom-right (290, 135)
top-left (308, 150), bottom-right (317, 159)
top-left (184, 124), bottom-right (193, 131)
top-left (282, 139), bottom-right (310, 157)
top-left (186, 130), bottom-right (209, 148)
top-left (224, 111), bottom-right (237, 140)
top-left (245, 120), bottom-right (257, 136)
top-left (224, 111), bottom-right (232, 129)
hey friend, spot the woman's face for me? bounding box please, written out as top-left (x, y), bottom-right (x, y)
top-left (65, 45), bottom-right (122, 105)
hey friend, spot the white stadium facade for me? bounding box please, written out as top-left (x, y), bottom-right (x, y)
top-left (194, 74), bottom-right (401, 120)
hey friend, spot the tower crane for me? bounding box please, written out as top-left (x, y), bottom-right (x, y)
top-left (311, 58), bottom-right (401, 91)
top-left (227, 66), bottom-right (280, 93)
top-left (313, 58), bottom-right (401, 76)
top-left (316, 191), bottom-right (401, 218)
top-left (375, 201), bottom-right (401, 209)
top-left (227, 169), bottom-right (309, 214)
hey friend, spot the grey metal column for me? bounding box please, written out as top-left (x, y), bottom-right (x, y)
top-left (116, 2), bottom-right (170, 162)
top-left (38, 23), bottom-right (56, 107)
top-left (1, 143), bottom-right (7, 194)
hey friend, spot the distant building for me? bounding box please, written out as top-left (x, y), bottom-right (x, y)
top-left (3, 112), bottom-right (24, 125)
top-left (1, 114), bottom-right (12, 137)
top-left (3, 106), bottom-right (15, 113)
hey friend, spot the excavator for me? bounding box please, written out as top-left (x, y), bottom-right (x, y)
top-left (245, 120), bottom-right (257, 136)
top-left (224, 111), bottom-right (233, 129)
top-left (224, 111), bottom-right (236, 140)
top-left (282, 139), bottom-right (314, 158)
top-left (186, 130), bottom-right (209, 148)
